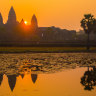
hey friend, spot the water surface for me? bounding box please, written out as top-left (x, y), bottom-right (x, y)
top-left (0, 53), bottom-right (96, 96)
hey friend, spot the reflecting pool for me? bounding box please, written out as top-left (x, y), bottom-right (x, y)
top-left (0, 53), bottom-right (96, 96)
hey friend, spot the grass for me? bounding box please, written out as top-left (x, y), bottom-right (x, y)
top-left (0, 47), bottom-right (96, 53)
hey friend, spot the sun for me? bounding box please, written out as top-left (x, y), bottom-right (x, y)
top-left (24, 21), bottom-right (28, 25)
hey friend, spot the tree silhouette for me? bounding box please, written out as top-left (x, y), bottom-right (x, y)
top-left (92, 19), bottom-right (96, 41)
top-left (81, 14), bottom-right (95, 50)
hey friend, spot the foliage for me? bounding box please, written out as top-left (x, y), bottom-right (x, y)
top-left (81, 14), bottom-right (95, 34)
top-left (80, 14), bottom-right (96, 50)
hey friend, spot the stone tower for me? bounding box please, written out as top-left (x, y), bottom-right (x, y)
top-left (20, 19), bottom-right (25, 25)
top-left (0, 13), bottom-right (3, 25)
top-left (31, 14), bottom-right (38, 30)
top-left (7, 6), bottom-right (17, 25)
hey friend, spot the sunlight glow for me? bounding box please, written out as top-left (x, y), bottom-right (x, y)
top-left (24, 21), bottom-right (28, 25)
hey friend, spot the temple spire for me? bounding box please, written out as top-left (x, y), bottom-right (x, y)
top-left (20, 19), bottom-right (25, 25)
top-left (31, 14), bottom-right (38, 30)
top-left (7, 6), bottom-right (17, 25)
top-left (0, 13), bottom-right (3, 25)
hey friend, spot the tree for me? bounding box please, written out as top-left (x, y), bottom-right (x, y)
top-left (81, 14), bottom-right (95, 50)
top-left (92, 19), bottom-right (96, 41)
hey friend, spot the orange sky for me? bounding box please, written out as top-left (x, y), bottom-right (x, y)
top-left (0, 0), bottom-right (96, 31)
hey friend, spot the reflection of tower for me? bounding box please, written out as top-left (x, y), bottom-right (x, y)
top-left (0, 74), bottom-right (3, 85)
top-left (0, 13), bottom-right (3, 25)
top-left (31, 74), bottom-right (38, 83)
top-left (31, 14), bottom-right (38, 30)
top-left (7, 75), bottom-right (17, 91)
top-left (20, 74), bottom-right (24, 79)
top-left (7, 6), bottom-right (17, 25)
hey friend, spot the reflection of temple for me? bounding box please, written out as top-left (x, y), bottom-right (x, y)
top-left (0, 74), bottom-right (3, 85)
top-left (81, 66), bottom-right (96, 91)
top-left (31, 74), bottom-right (38, 83)
top-left (20, 74), bottom-right (25, 79)
top-left (0, 73), bottom-right (38, 92)
top-left (7, 75), bottom-right (17, 91)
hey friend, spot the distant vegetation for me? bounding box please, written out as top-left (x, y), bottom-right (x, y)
top-left (81, 14), bottom-right (96, 50)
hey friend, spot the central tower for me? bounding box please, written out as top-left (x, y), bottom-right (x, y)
top-left (7, 6), bottom-right (17, 25)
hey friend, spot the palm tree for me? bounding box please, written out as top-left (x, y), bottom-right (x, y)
top-left (81, 14), bottom-right (95, 50)
top-left (92, 19), bottom-right (96, 41)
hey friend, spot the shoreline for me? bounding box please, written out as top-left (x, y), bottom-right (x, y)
top-left (0, 47), bottom-right (96, 54)
top-left (0, 50), bottom-right (96, 54)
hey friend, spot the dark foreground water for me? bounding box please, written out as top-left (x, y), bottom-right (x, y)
top-left (0, 53), bottom-right (96, 96)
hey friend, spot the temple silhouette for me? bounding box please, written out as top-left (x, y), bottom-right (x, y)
top-left (0, 6), bottom-right (39, 45)
top-left (0, 6), bottom-right (96, 46)
top-left (0, 6), bottom-right (79, 46)
top-left (0, 6), bottom-right (38, 28)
